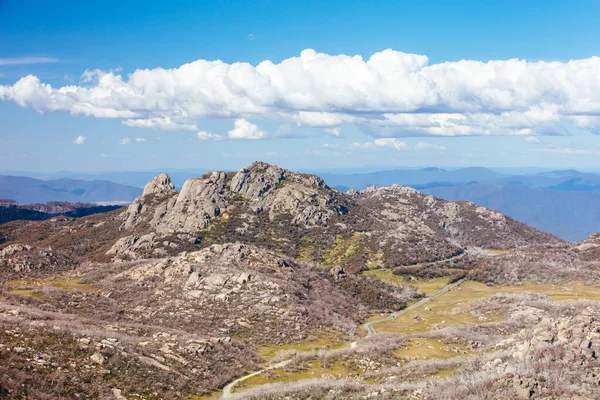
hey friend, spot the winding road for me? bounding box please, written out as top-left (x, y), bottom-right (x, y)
top-left (363, 278), bottom-right (465, 335)
top-left (222, 279), bottom-right (464, 398)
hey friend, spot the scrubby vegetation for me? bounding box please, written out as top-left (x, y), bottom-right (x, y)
top-left (0, 162), bottom-right (596, 399)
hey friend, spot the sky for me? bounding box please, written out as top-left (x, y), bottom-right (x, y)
top-left (2, 0), bottom-right (600, 172)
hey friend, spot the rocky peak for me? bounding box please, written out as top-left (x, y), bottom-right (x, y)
top-left (111, 162), bottom-right (350, 258)
top-left (229, 161), bottom-right (287, 199)
top-left (142, 173), bottom-right (176, 197)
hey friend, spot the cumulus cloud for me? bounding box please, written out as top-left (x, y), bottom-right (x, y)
top-left (197, 131), bottom-right (224, 141)
top-left (135, 137), bottom-right (146, 142)
top-left (118, 137), bottom-right (131, 145)
top-left (228, 119), bottom-right (267, 140)
top-left (3, 49), bottom-right (600, 136)
top-left (525, 136), bottom-right (541, 143)
top-left (73, 135), bottom-right (86, 145)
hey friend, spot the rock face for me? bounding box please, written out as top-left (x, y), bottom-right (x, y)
top-left (109, 161), bottom-right (561, 264)
top-left (111, 162), bottom-right (353, 259)
top-left (142, 173), bottom-right (176, 197)
top-left (120, 162), bottom-right (345, 235)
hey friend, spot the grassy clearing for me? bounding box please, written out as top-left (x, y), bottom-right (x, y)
top-left (256, 332), bottom-right (347, 360)
top-left (486, 249), bottom-right (512, 255)
top-left (363, 269), bottom-right (450, 296)
top-left (394, 338), bottom-right (472, 361)
top-left (8, 275), bottom-right (97, 294)
top-left (362, 268), bottom-right (406, 286)
top-left (375, 280), bottom-right (600, 334)
top-left (235, 360), bottom-right (357, 393)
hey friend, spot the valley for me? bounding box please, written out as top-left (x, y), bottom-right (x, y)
top-left (0, 162), bottom-right (598, 399)
top-left (222, 274), bottom-right (600, 399)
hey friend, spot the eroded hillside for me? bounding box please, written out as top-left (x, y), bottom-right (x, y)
top-left (2, 161), bottom-right (597, 400)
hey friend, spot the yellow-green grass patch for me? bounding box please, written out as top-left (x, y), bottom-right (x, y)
top-left (486, 249), bottom-right (512, 255)
top-left (256, 332), bottom-right (348, 360)
top-left (9, 276), bottom-right (97, 293)
top-left (374, 280), bottom-right (600, 334)
top-left (362, 269), bottom-right (453, 296)
top-left (235, 360), bottom-right (358, 393)
top-left (394, 338), bottom-right (473, 361)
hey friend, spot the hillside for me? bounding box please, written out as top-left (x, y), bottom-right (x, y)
top-left (2, 161), bottom-right (592, 400)
top-left (422, 182), bottom-right (600, 241)
top-left (323, 168), bottom-right (600, 241)
top-left (106, 162), bottom-right (559, 271)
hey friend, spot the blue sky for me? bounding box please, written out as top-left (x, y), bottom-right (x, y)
top-left (2, 0), bottom-right (600, 172)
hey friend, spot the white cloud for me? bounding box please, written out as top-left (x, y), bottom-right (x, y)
top-left (353, 138), bottom-right (408, 151)
top-left (525, 136), bottom-right (541, 143)
top-left (292, 111), bottom-right (360, 127)
top-left (118, 137), bottom-right (131, 145)
top-left (324, 127), bottom-right (341, 137)
top-left (122, 117), bottom-right (197, 131)
top-left (4, 49), bottom-right (600, 136)
top-left (228, 119), bottom-right (267, 140)
top-left (322, 143), bottom-right (340, 149)
top-left (197, 131), bottom-right (224, 141)
top-left (0, 57), bottom-right (59, 66)
top-left (135, 137), bottom-right (146, 142)
top-left (73, 135), bottom-right (86, 145)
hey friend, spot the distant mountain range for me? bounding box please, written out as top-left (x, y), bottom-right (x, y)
top-left (0, 170), bottom-right (208, 189)
top-left (322, 167), bottom-right (600, 241)
top-left (0, 175), bottom-right (142, 204)
top-left (4, 166), bottom-right (600, 241)
top-left (0, 198), bottom-right (123, 225)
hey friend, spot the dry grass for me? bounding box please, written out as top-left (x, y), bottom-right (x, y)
top-left (256, 332), bottom-right (347, 360)
top-left (394, 338), bottom-right (473, 361)
top-left (235, 360), bottom-right (358, 393)
top-left (369, 280), bottom-right (600, 334)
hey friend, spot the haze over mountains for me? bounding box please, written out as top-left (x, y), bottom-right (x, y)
top-left (3, 166), bottom-right (600, 241)
top-left (322, 167), bottom-right (600, 241)
top-left (0, 175), bottom-right (141, 204)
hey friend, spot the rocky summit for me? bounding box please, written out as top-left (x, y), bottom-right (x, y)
top-left (109, 161), bottom-right (557, 269)
top-left (1, 162), bottom-right (599, 400)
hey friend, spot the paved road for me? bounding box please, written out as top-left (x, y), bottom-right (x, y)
top-left (221, 279), bottom-right (464, 398)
